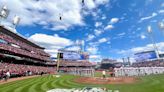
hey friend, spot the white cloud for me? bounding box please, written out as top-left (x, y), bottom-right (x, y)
top-left (158, 10), bottom-right (164, 14)
top-left (137, 27), bottom-right (141, 31)
top-left (95, 0), bottom-right (109, 5)
top-left (161, 3), bottom-right (164, 7)
top-left (117, 32), bottom-right (126, 36)
top-left (107, 41), bottom-right (111, 44)
top-left (89, 56), bottom-right (102, 62)
top-left (110, 18), bottom-right (119, 24)
top-left (94, 29), bottom-right (103, 36)
top-left (95, 22), bottom-right (102, 27)
top-left (101, 15), bottom-right (107, 20)
top-left (88, 37), bottom-right (109, 47)
top-left (0, 0), bottom-right (109, 31)
top-left (87, 42), bottom-right (102, 62)
top-left (65, 46), bottom-right (81, 51)
top-left (87, 34), bottom-right (95, 41)
top-left (139, 12), bottom-right (157, 23)
top-left (85, 0), bottom-right (96, 9)
top-left (145, 0), bottom-right (153, 6)
top-left (117, 42), bottom-right (164, 57)
top-left (98, 38), bottom-right (108, 43)
top-left (28, 33), bottom-right (73, 57)
top-left (104, 25), bottom-right (114, 30)
top-left (140, 34), bottom-right (146, 39)
top-left (90, 54), bottom-right (101, 59)
top-left (86, 46), bottom-right (98, 54)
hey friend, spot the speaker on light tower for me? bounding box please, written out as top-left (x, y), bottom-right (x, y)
top-left (12, 15), bottom-right (20, 28)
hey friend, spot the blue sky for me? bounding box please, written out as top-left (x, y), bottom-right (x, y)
top-left (1, 0), bottom-right (164, 62)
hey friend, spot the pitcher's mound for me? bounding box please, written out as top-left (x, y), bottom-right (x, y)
top-left (74, 77), bottom-right (138, 84)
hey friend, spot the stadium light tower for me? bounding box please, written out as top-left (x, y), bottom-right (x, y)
top-left (0, 5), bottom-right (10, 25)
top-left (147, 25), bottom-right (160, 59)
top-left (158, 22), bottom-right (164, 36)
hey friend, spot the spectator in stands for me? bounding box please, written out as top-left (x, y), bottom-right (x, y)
top-left (5, 70), bottom-right (10, 81)
top-left (41, 71), bottom-right (44, 76)
top-left (0, 70), bottom-right (4, 80)
top-left (0, 62), bottom-right (55, 79)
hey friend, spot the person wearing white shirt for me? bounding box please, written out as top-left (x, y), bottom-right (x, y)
top-left (5, 70), bottom-right (10, 81)
top-left (102, 70), bottom-right (106, 79)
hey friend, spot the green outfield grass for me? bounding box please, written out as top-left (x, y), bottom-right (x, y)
top-left (0, 74), bottom-right (164, 92)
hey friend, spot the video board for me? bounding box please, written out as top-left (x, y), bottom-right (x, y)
top-left (57, 50), bottom-right (89, 60)
top-left (134, 51), bottom-right (157, 62)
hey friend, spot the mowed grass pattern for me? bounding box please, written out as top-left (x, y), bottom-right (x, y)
top-left (0, 74), bottom-right (164, 92)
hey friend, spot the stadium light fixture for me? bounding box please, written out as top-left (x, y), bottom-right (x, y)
top-left (0, 5), bottom-right (10, 25)
top-left (0, 5), bottom-right (9, 18)
top-left (12, 15), bottom-right (21, 28)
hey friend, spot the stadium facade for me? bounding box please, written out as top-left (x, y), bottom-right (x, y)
top-left (0, 26), bottom-right (94, 78)
top-left (0, 26), bottom-right (51, 62)
top-left (0, 26), bottom-right (56, 78)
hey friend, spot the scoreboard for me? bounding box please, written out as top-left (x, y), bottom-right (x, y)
top-left (134, 50), bottom-right (157, 62)
top-left (57, 50), bottom-right (89, 60)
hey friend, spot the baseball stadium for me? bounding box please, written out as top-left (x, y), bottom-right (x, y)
top-left (0, 0), bottom-right (164, 92)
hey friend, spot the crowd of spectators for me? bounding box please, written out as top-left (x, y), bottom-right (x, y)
top-left (0, 62), bottom-right (55, 80)
top-left (0, 33), bottom-right (50, 61)
top-left (132, 59), bottom-right (164, 67)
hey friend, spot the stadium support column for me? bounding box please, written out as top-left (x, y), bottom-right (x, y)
top-left (147, 26), bottom-right (160, 59)
top-left (57, 53), bottom-right (60, 73)
top-left (92, 67), bottom-right (95, 77)
top-left (122, 58), bottom-right (125, 67)
top-left (127, 57), bottom-right (130, 66)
